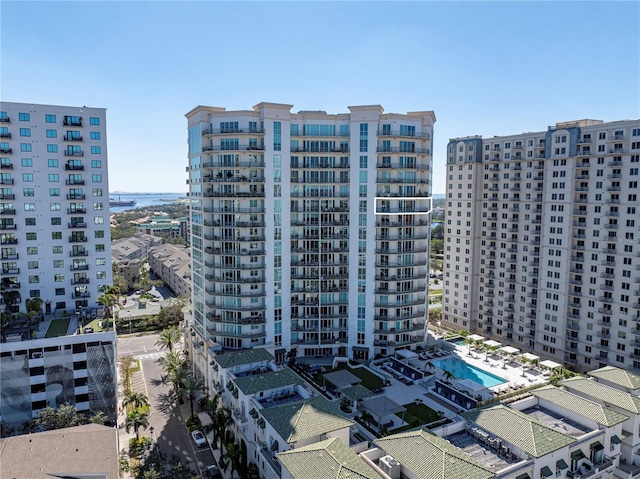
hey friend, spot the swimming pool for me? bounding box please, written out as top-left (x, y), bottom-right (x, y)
top-left (432, 357), bottom-right (506, 388)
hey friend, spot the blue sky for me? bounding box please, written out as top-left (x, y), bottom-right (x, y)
top-left (2, 1), bottom-right (638, 193)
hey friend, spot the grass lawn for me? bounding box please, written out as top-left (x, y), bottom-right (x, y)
top-left (397, 402), bottom-right (440, 426)
top-left (85, 318), bottom-right (111, 332)
top-left (314, 365), bottom-right (384, 391)
top-left (45, 318), bottom-right (71, 338)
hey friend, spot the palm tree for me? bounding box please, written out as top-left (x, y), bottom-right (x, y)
top-left (122, 391), bottom-right (149, 412)
top-left (359, 410), bottom-right (373, 426)
top-left (222, 443), bottom-right (242, 478)
top-left (424, 361), bottom-right (435, 375)
top-left (97, 292), bottom-right (117, 321)
top-left (521, 355), bottom-right (530, 377)
top-left (125, 410), bottom-right (149, 441)
top-left (156, 327), bottom-right (181, 353)
top-left (442, 370), bottom-right (455, 384)
top-left (214, 407), bottom-right (233, 451)
top-left (159, 351), bottom-right (188, 376)
top-left (182, 374), bottom-right (205, 418)
top-left (285, 348), bottom-right (297, 367)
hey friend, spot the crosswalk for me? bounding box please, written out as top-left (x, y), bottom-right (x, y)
top-left (137, 351), bottom-right (166, 360)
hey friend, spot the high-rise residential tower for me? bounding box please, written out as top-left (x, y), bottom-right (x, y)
top-left (0, 102), bottom-right (112, 316)
top-left (186, 103), bottom-right (434, 380)
top-left (443, 119), bottom-right (640, 372)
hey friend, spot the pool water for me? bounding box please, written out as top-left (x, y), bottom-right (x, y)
top-left (432, 357), bottom-right (506, 388)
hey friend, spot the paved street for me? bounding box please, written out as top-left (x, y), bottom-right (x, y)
top-left (117, 334), bottom-right (217, 478)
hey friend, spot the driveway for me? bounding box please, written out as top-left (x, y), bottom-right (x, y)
top-left (118, 334), bottom-right (215, 477)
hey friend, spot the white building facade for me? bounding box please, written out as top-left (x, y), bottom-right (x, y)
top-left (0, 102), bottom-right (112, 315)
top-left (443, 119), bottom-right (640, 372)
top-left (186, 103), bottom-right (434, 372)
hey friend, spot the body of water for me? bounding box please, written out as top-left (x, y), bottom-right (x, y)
top-left (432, 357), bottom-right (506, 388)
top-left (109, 192), bottom-right (187, 212)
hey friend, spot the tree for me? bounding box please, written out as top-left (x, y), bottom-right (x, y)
top-left (98, 292), bottom-right (117, 321)
top-left (25, 297), bottom-right (43, 316)
top-left (182, 375), bottom-right (205, 418)
top-left (431, 223), bottom-right (444, 240)
top-left (119, 355), bottom-right (136, 395)
top-left (125, 411), bottom-right (150, 441)
top-left (214, 407), bottom-right (233, 451)
top-left (34, 403), bottom-right (85, 431)
top-left (246, 462), bottom-right (260, 479)
top-left (359, 410), bottom-right (373, 426)
top-left (442, 370), bottom-right (455, 384)
top-left (221, 443), bottom-right (242, 478)
top-left (424, 361), bottom-right (435, 374)
top-left (88, 411), bottom-right (107, 425)
top-left (285, 348), bottom-right (297, 367)
top-left (123, 391), bottom-right (150, 412)
top-left (155, 327), bottom-right (181, 353)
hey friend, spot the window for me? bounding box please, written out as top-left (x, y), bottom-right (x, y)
top-left (19, 128), bottom-right (31, 137)
top-left (19, 113), bottom-right (30, 121)
top-left (48, 159), bottom-right (59, 167)
top-left (28, 261), bottom-right (38, 269)
top-left (54, 274), bottom-right (65, 282)
top-left (92, 174), bottom-right (102, 182)
top-left (49, 188), bottom-right (60, 196)
top-left (94, 216), bottom-right (104, 224)
top-left (47, 144), bottom-right (58, 153)
top-left (45, 114), bottom-right (56, 123)
top-left (22, 173), bottom-right (33, 182)
top-left (27, 246), bottom-right (38, 255)
top-left (93, 202), bottom-right (103, 210)
top-left (90, 131), bottom-right (100, 140)
top-left (24, 203), bottom-right (35, 211)
top-left (51, 217), bottom-right (61, 225)
top-left (48, 174), bottom-right (59, 182)
top-left (52, 245), bottom-right (63, 254)
top-left (46, 129), bottom-right (57, 138)
top-left (96, 258), bottom-right (106, 266)
top-left (95, 230), bottom-right (105, 238)
top-left (53, 260), bottom-right (64, 268)
top-left (95, 244), bottom-right (105, 252)
top-left (23, 188), bottom-right (34, 196)
top-left (25, 218), bottom-right (36, 226)
top-left (91, 160), bottom-right (101, 168)
top-left (92, 188), bottom-right (103, 197)
top-left (21, 158), bottom-right (32, 167)
top-left (29, 276), bottom-right (39, 284)
top-left (89, 117), bottom-right (100, 125)
top-left (50, 203), bottom-right (61, 211)
top-left (51, 232), bottom-right (62, 240)
top-left (90, 146), bottom-right (101, 154)
top-left (20, 143), bottom-right (32, 152)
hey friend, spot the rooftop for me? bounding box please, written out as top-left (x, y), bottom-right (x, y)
top-left (0, 423), bottom-right (118, 479)
top-left (463, 405), bottom-right (575, 458)
top-left (374, 429), bottom-right (495, 479)
top-left (560, 377), bottom-right (640, 414)
top-left (277, 437), bottom-right (382, 479)
top-left (233, 368), bottom-right (303, 396)
top-left (588, 366), bottom-right (640, 391)
top-left (214, 347), bottom-right (274, 369)
top-left (532, 385), bottom-right (629, 427)
top-left (260, 396), bottom-right (354, 444)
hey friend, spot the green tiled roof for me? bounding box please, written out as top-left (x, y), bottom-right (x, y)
top-left (213, 348), bottom-right (274, 369)
top-left (463, 405), bottom-right (575, 458)
top-left (588, 366), bottom-right (640, 390)
top-left (277, 437), bottom-right (382, 479)
top-left (233, 369), bottom-right (303, 395)
top-left (261, 396), bottom-right (354, 444)
top-left (533, 385), bottom-right (629, 427)
top-left (560, 377), bottom-right (640, 414)
top-left (374, 429), bottom-right (495, 479)
top-left (342, 385), bottom-right (373, 402)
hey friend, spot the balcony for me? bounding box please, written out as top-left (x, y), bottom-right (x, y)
top-left (0, 178), bottom-right (14, 185)
top-left (64, 135), bottom-right (83, 142)
top-left (0, 193), bottom-right (15, 200)
top-left (71, 277), bottom-right (90, 285)
top-left (377, 129), bottom-right (430, 139)
top-left (1, 208), bottom-right (16, 215)
top-left (375, 147), bottom-right (430, 154)
top-left (68, 222), bottom-right (87, 229)
top-left (202, 144), bottom-right (265, 153)
top-left (291, 146), bottom-right (349, 154)
top-left (72, 292), bottom-right (91, 299)
top-left (64, 117), bottom-right (82, 126)
top-left (70, 264), bottom-right (89, 271)
top-left (0, 223), bottom-right (16, 230)
top-left (0, 147), bottom-right (12, 154)
top-left (68, 236), bottom-right (87, 243)
top-left (69, 250), bottom-right (88, 257)
top-left (66, 180), bottom-right (85, 185)
top-left (64, 151), bottom-right (84, 157)
top-left (1, 268), bottom-right (20, 275)
top-left (66, 194), bottom-right (86, 200)
top-left (65, 164), bottom-right (84, 171)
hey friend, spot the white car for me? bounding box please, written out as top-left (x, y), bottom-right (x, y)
top-left (191, 430), bottom-right (207, 448)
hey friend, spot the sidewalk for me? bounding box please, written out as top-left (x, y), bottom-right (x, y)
top-left (117, 362), bottom-right (149, 479)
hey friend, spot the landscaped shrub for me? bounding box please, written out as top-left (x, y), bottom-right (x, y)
top-left (185, 414), bottom-right (202, 432)
top-left (129, 436), bottom-right (151, 458)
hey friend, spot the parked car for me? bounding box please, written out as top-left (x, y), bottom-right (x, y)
top-left (191, 430), bottom-right (207, 447)
top-left (205, 464), bottom-right (222, 479)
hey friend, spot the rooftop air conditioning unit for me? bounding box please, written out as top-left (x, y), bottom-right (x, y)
top-left (379, 455), bottom-right (401, 479)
